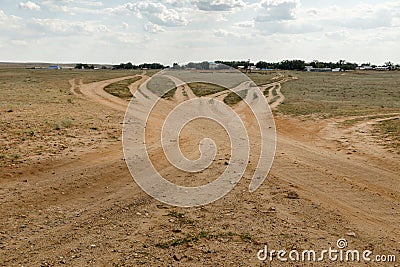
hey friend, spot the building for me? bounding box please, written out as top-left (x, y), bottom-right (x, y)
top-left (305, 66), bottom-right (313, 72)
top-left (305, 66), bottom-right (335, 72)
top-left (375, 66), bottom-right (389, 71)
top-left (48, 65), bottom-right (60, 70)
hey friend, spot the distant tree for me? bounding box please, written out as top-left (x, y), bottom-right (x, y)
top-left (278, 60), bottom-right (305, 70)
top-left (310, 60), bottom-right (324, 68)
top-left (341, 62), bottom-right (357, 71)
top-left (75, 63), bottom-right (91, 69)
top-left (112, 62), bottom-right (139, 70)
top-left (384, 61), bottom-right (394, 70)
top-left (138, 63), bottom-right (165, 69)
top-left (215, 61), bottom-right (254, 69)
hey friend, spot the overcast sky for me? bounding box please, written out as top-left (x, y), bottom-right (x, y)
top-left (1, 0), bottom-right (399, 65)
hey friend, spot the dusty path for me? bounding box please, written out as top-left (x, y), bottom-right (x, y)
top-left (164, 75), bottom-right (196, 102)
top-left (1, 73), bottom-right (399, 266)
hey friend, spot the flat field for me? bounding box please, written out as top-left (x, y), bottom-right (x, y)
top-left (0, 69), bottom-right (398, 266)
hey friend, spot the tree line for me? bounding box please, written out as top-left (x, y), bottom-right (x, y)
top-left (112, 62), bottom-right (166, 70)
top-left (75, 60), bottom-right (399, 71)
top-left (74, 62), bottom-right (166, 70)
top-left (217, 60), bottom-right (361, 71)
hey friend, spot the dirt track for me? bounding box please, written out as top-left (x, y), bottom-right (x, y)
top-left (0, 74), bottom-right (399, 266)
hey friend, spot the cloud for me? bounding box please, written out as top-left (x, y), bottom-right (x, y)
top-left (234, 20), bottom-right (254, 28)
top-left (214, 29), bottom-right (238, 37)
top-left (324, 30), bottom-right (349, 40)
top-left (41, 0), bottom-right (105, 14)
top-left (122, 22), bottom-right (129, 29)
top-left (340, 8), bottom-right (393, 29)
top-left (116, 32), bottom-right (144, 45)
top-left (256, 0), bottom-right (299, 22)
top-left (144, 22), bottom-right (165, 33)
top-left (256, 20), bottom-right (322, 34)
top-left (42, 0), bottom-right (103, 7)
top-left (19, 1), bottom-right (41, 11)
top-left (193, 0), bottom-right (245, 11)
top-left (0, 10), bottom-right (24, 29)
top-left (11, 40), bottom-right (28, 46)
top-left (31, 18), bottom-right (109, 35)
top-left (123, 2), bottom-right (188, 26)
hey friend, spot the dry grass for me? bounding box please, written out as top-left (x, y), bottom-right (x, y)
top-left (189, 82), bottom-right (226, 97)
top-left (0, 68), bottom-right (131, 168)
top-left (246, 71), bottom-right (283, 86)
top-left (276, 71), bottom-right (400, 117)
top-left (104, 77), bottom-right (141, 100)
top-left (373, 118), bottom-right (400, 153)
top-left (223, 89), bottom-right (248, 106)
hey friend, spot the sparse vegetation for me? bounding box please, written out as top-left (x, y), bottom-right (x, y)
top-left (223, 89), bottom-right (248, 106)
top-left (247, 72), bottom-right (282, 86)
top-left (373, 118), bottom-right (400, 153)
top-left (104, 77), bottom-right (141, 99)
top-left (189, 82), bottom-right (227, 97)
top-left (155, 230), bottom-right (253, 249)
top-left (161, 87), bottom-right (177, 99)
top-left (276, 71), bottom-right (400, 117)
top-left (166, 211), bottom-right (194, 225)
top-left (0, 68), bottom-right (128, 168)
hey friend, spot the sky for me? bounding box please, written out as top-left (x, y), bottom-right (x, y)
top-left (0, 0), bottom-right (399, 65)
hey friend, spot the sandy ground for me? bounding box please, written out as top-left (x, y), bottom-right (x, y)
top-left (0, 73), bottom-right (399, 266)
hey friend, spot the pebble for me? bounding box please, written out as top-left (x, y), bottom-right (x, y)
top-left (347, 231), bottom-right (356, 237)
top-left (173, 254), bottom-right (182, 261)
top-left (287, 191), bottom-right (299, 199)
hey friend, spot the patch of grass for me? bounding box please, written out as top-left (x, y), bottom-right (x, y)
top-left (272, 87), bottom-right (278, 97)
top-left (269, 96), bottom-right (279, 104)
top-left (253, 92), bottom-right (259, 100)
top-left (263, 85), bottom-right (273, 96)
top-left (246, 71), bottom-right (283, 86)
top-left (166, 211), bottom-right (194, 225)
top-left (161, 87), bottom-right (177, 99)
top-left (224, 89), bottom-right (248, 106)
top-left (189, 82), bottom-right (227, 97)
top-left (104, 77), bottom-right (141, 99)
top-left (155, 231), bottom-right (254, 249)
top-left (239, 233), bottom-right (254, 243)
top-left (167, 211), bottom-right (185, 219)
top-left (156, 234), bottom-right (199, 249)
top-left (373, 118), bottom-right (400, 153)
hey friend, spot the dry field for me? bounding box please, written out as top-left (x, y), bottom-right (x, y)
top-left (0, 68), bottom-right (399, 266)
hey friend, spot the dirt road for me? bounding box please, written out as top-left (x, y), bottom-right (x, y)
top-left (0, 74), bottom-right (398, 266)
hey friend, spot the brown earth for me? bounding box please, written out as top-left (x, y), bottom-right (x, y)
top-left (0, 73), bottom-right (399, 266)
